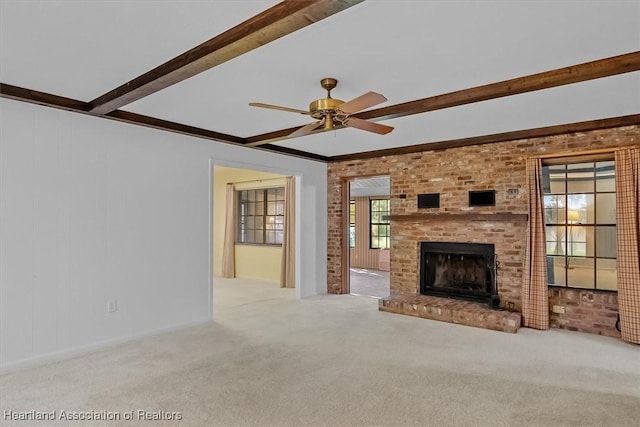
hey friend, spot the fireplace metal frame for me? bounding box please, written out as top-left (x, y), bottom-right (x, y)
top-left (419, 242), bottom-right (500, 308)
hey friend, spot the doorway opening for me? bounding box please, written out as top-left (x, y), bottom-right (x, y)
top-left (348, 175), bottom-right (391, 298)
top-left (212, 165), bottom-right (297, 315)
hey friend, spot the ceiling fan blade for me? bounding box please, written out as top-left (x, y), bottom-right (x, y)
top-left (249, 102), bottom-right (309, 115)
top-left (289, 121), bottom-right (323, 138)
top-left (337, 91), bottom-right (387, 114)
top-left (346, 117), bottom-right (394, 135)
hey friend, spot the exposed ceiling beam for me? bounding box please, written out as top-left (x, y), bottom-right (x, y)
top-left (352, 51), bottom-right (640, 122)
top-left (0, 83), bottom-right (329, 162)
top-left (328, 114), bottom-right (640, 162)
top-left (245, 51), bottom-right (640, 147)
top-left (89, 0), bottom-right (364, 114)
top-left (0, 83), bottom-right (91, 112)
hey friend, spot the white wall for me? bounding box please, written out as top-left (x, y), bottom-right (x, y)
top-left (0, 98), bottom-right (328, 369)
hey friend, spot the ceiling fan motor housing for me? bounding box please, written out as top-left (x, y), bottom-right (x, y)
top-left (309, 97), bottom-right (345, 119)
top-left (309, 77), bottom-right (347, 122)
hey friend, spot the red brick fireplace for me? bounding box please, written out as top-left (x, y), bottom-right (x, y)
top-left (327, 125), bottom-right (638, 336)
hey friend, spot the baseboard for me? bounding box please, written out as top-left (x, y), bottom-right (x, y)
top-left (0, 318), bottom-right (212, 373)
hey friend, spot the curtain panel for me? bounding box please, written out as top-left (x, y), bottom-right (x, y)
top-left (522, 158), bottom-right (549, 330)
top-left (615, 147), bottom-right (640, 344)
top-left (280, 176), bottom-right (296, 288)
top-left (221, 183), bottom-right (236, 278)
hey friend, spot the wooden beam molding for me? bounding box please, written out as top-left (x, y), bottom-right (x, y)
top-left (353, 51), bottom-right (640, 122)
top-left (329, 114), bottom-right (640, 162)
top-left (89, 0), bottom-right (364, 114)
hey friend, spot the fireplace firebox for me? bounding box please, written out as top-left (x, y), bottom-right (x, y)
top-left (420, 242), bottom-right (500, 308)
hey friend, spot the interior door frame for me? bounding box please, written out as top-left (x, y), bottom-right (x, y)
top-left (340, 178), bottom-right (351, 294)
top-left (341, 173), bottom-right (392, 295)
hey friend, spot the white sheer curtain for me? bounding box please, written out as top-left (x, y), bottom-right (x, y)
top-left (280, 176), bottom-right (296, 288)
top-left (221, 183), bottom-right (236, 278)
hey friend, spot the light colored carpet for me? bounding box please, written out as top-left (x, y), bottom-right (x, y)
top-left (1, 278), bottom-right (639, 427)
top-left (350, 268), bottom-right (390, 298)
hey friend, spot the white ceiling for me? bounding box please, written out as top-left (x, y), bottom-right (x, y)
top-left (351, 176), bottom-right (390, 197)
top-left (1, 0), bottom-right (638, 158)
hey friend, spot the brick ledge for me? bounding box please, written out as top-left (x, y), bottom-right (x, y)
top-left (379, 294), bottom-right (521, 333)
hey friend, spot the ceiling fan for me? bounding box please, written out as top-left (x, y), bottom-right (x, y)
top-left (248, 78), bottom-right (394, 145)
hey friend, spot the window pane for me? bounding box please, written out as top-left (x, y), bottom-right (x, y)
top-left (349, 226), bottom-right (355, 248)
top-left (567, 225), bottom-right (588, 257)
top-left (275, 231), bottom-right (283, 245)
top-left (547, 256), bottom-right (566, 286)
top-left (567, 257), bottom-right (594, 289)
top-left (276, 201), bottom-right (284, 215)
top-left (256, 190), bottom-right (264, 201)
top-left (544, 195), bottom-right (565, 224)
top-left (596, 258), bottom-right (617, 291)
top-left (567, 163), bottom-right (594, 193)
top-left (247, 202), bottom-right (255, 215)
top-left (267, 202), bottom-right (276, 215)
top-left (267, 189), bottom-right (276, 201)
top-left (254, 230), bottom-right (264, 244)
top-left (596, 226), bottom-right (617, 258)
top-left (266, 231), bottom-right (275, 244)
top-left (276, 187), bottom-right (284, 199)
top-left (595, 161), bottom-right (615, 192)
top-left (546, 226), bottom-right (566, 255)
top-left (544, 165), bottom-right (566, 193)
top-left (254, 202), bottom-right (263, 216)
top-left (567, 194), bottom-right (592, 224)
top-left (582, 226), bottom-right (595, 257)
top-left (596, 194), bottom-right (616, 224)
top-left (255, 216), bottom-right (264, 231)
top-left (240, 190), bottom-right (248, 201)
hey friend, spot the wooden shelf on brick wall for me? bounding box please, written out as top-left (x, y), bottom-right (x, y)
top-left (388, 212), bottom-right (528, 223)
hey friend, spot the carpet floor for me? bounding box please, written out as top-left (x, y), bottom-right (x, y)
top-left (349, 268), bottom-right (390, 298)
top-left (1, 278), bottom-right (638, 427)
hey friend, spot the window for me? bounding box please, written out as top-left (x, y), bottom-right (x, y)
top-left (349, 200), bottom-right (356, 248)
top-left (370, 198), bottom-right (390, 249)
top-left (543, 160), bottom-right (616, 291)
top-left (237, 187), bottom-right (284, 245)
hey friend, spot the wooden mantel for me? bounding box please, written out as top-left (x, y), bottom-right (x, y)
top-left (388, 212), bottom-right (529, 223)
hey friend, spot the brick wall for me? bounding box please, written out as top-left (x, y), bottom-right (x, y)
top-left (327, 125), bottom-right (639, 335)
top-left (548, 288), bottom-right (620, 337)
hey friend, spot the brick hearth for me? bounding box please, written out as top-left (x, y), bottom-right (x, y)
top-left (379, 294), bottom-right (521, 333)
